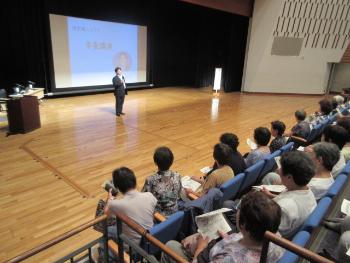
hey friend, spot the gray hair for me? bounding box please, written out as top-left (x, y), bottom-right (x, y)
top-left (333, 95), bottom-right (345, 105)
top-left (312, 142), bottom-right (340, 171)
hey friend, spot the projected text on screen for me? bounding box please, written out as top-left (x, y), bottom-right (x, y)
top-left (49, 14), bottom-right (147, 88)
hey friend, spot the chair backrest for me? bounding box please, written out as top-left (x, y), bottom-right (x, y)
top-left (319, 118), bottom-right (330, 134)
top-left (341, 161), bottom-right (350, 176)
top-left (307, 123), bottom-right (322, 143)
top-left (144, 211), bottom-right (185, 255)
top-left (238, 160), bottom-right (265, 196)
top-left (326, 173), bottom-right (347, 198)
top-left (220, 173), bottom-right (245, 202)
top-left (280, 142), bottom-right (294, 153)
top-left (258, 150), bottom-right (281, 182)
top-left (277, 231), bottom-right (311, 263)
top-left (300, 197), bottom-right (332, 233)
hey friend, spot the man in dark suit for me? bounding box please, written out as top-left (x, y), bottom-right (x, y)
top-left (112, 67), bottom-right (128, 116)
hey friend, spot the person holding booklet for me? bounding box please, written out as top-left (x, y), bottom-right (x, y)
top-left (141, 146), bottom-right (182, 216)
top-left (161, 192), bottom-right (284, 263)
top-left (184, 143), bottom-right (234, 199)
top-left (260, 151), bottom-right (317, 239)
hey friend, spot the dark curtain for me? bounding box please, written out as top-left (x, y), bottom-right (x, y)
top-left (1, 0), bottom-right (49, 94)
top-left (1, 0), bottom-right (249, 94)
top-left (195, 9), bottom-right (249, 92)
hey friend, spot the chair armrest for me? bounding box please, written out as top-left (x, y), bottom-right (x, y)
top-left (108, 239), bottom-right (130, 263)
top-left (154, 212), bottom-right (166, 222)
top-left (290, 135), bottom-right (308, 144)
top-left (188, 193), bottom-right (199, 200)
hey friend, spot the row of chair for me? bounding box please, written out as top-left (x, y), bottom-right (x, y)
top-left (292, 104), bottom-right (350, 146)
top-left (220, 142), bottom-right (294, 203)
top-left (129, 125), bottom-right (350, 260)
top-left (278, 162), bottom-right (350, 263)
top-left (146, 165), bottom-right (350, 262)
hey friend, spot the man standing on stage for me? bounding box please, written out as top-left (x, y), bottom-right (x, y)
top-left (112, 67), bottom-right (127, 116)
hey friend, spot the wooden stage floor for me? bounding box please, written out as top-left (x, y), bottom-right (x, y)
top-left (0, 87), bottom-right (324, 262)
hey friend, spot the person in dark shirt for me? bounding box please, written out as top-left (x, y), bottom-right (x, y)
top-left (269, 120), bottom-right (286, 152)
top-left (209, 133), bottom-right (246, 176)
top-left (285, 110), bottom-right (311, 139)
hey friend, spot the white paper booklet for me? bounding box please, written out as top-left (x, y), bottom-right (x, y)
top-left (195, 208), bottom-right (232, 240)
top-left (252, 185), bottom-right (286, 193)
top-left (247, 138), bottom-right (257, 150)
top-left (341, 199), bottom-right (350, 216)
top-left (297, 146), bottom-right (305, 151)
top-left (200, 166), bottom-right (212, 174)
top-left (181, 176), bottom-right (202, 192)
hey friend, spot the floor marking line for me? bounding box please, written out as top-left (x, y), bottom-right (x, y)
top-left (20, 139), bottom-right (90, 198)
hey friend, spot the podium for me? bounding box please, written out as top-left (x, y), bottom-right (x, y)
top-left (7, 96), bottom-right (41, 134)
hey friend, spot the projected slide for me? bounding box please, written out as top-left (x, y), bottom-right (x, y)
top-left (49, 14), bottom-right (147, 88)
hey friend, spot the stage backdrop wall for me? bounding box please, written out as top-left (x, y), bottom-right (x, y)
top-left (1, 0), bottom-right (249, 95)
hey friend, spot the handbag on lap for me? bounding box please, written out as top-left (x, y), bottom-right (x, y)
top-left (93, 199), bottom-right (116, 233)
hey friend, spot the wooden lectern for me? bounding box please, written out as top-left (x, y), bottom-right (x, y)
top-left (7, 95), bottom-right (41, 134)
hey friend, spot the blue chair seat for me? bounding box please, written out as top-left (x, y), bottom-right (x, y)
top-left (326, 174), bottom-right (347, 198)
top-left (238, 160), bottom-right (265, 196)
top-left (143, 211), bottom-right (185, 255)
top-left (280, 142), bottom-right (294, 153)
top-left (220, 173), bottom-right (245, 202)
top-left (277, 231), bottom-right (311, 263)
top-left (307, 123), bottom-right (323, 143)
top-left (301, 197), bottom-right (332, 233)
top-left (341, 161), bottom-right (350, 176)
top-left (258, 150), bottom-right (281, 182)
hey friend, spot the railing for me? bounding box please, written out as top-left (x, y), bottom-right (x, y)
top-left (5, 212), bottom-right (187, 263)
top-left (6, 211), bottom-right (335, 263)
top-left (260, 231), bottom-right (333, 263)
top-left (113, 211), bottom-right (188, 263)
top-left (6, 215), bottom-right (109, 263)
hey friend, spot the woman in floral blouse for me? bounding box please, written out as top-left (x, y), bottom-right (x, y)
top-left (142, 146), bottom-right (182, 216)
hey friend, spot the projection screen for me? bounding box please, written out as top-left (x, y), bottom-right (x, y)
top-left (49, 14), bottom-right (147, 89)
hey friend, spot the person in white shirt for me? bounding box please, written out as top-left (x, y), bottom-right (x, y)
top-left (305, 142), bottom-right (340, 200)
top-left (262, 151), bottom-right (317, 239)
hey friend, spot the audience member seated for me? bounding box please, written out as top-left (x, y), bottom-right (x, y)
top-left (337, 117), bottom-right (350, 162)
top-left (324, 125), bottom-right (348, 151)
top-left (245, 127), bottom-right (271, 167)
top-left (269, 120), bottom-right (287, 153)
top-left (305, 142), bottom-right (339, 200)
top-left (105, 167), bottom-right (157, 246)
top-left (323, 216), bottom-right (350, 262)
top-left (332, 95), bottom-right (346, 113)
top-left (318, 126), bottom-right (345, 177)
top-left (323, 125), bottom-right (348, 176)
top-left (142, 146), bottom-right (182, 216)
top-left (161, 191), bottom-right (284, 263)
top-left (185, 143), bottom-right (234, 199)
top-left (315, 99), bottom-right (333, 122)
top-left (209, 133), bottom-right (246, 176)
top-left (261, 151), bottom-right (317, 239)
top-left (284, 110), bottom-right (310, 139)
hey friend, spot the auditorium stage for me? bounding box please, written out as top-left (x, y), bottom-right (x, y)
top-left (0, 87), bottom-right (324, 261)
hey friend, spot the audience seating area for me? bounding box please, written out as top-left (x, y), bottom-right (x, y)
top-left (8, 101), bottom-right (350, 263)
